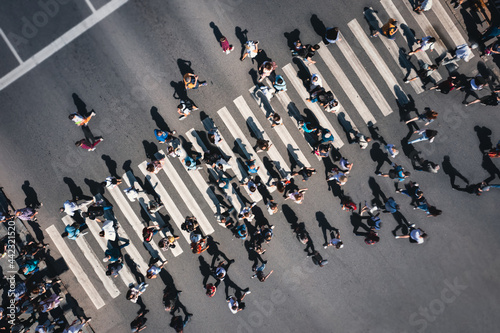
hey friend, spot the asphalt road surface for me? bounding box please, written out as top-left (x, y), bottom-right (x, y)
top-left (0, 0), bottom-right (499, 332)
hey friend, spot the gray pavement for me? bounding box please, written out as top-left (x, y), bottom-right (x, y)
top-left (0, 0), bottom-right (499, 332)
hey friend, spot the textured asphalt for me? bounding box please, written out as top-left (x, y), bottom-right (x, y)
top-left (0, 0), bottom-right (499, 332)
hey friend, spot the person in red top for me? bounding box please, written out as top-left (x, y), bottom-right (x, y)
top-left (75, 138), bottom-right (103, 151)
top-left (220, 36), bottom-right (234, 54)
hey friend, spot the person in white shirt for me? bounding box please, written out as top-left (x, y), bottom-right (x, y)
top-left (60, 199), bottom-right (94, 216)
top-left (409, 36), bottom-right (436, 55)
top-left (395, 227), bottom-right (427, 244)
top-left (99, 220), bottom-right (117, 241)
top-left (126, 282), bottom-right (149, 303)
top-left (227, 289), bottom-right (251, 314)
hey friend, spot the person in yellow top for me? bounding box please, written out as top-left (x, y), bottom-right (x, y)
top-left (371, 18), bottom-right (398, 40)
top-left (183, 73), bottom-right (207, 90)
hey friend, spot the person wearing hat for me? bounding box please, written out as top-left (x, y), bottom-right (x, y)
top-left (324, 229), bottom-right (343, 249)
top-left (371, 18), bottom-right (398, 40)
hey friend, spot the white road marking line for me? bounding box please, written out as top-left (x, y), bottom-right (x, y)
top-left (0, 28), bottom-right (22, 64)
top-left (138, 161), bottom-right (193, 244)
top-left (415, 0), bottom-right (469, 49)
top-left (248, 87), bottom-right (312, 168)
top-left (84, 216), bottom-right (137, 286)
top-left (316, 41), bottom-right (378, 123)
top-left (348, 19), bottom-right (409, 103)
top-left (123, 171), bottom-right (183, 257)
top-left (234, 95), bottom-right (292, 174)
top-left (361, 12), bottom-right (424, 95)
top-left (46, 225), bottom-right (106, 309)
top-left (0, 0), bottom-right (129, 91)
top-left (400, 0), bottom-right (449, 57)
top-left (282, 63), bottom-right (345, 148)
top-left (158, 150), bottom-right (215, 236)
top-left (186, 129), bottom-right (245, 211)
top-left (85, 0), bottom-right (97, 12)
top-left (202, 115), bottom-right (250, 183)
top-left (334, 36), bottom-right (395, 116)
top-left (61, 216), bottom-right (121, 299)
top-left (106, 186), bottom-right (167, 262)
top-left (380, 0), bottom-right (443, 81)
top-left (263, 78), bottom-right (321, 161)
top-left (219, 105), bottom-right (279, 187)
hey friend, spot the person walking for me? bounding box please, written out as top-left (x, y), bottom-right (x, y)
top-left (404, 63), bottom-right (438, 84)
top-left (15, 207), bottom-right (39, 222)
top-left (146, 157), bottom-right (166, 174)
top-left (142, 225), bottom-right (160, 243)
top-left (324, 229), bottom-right (343, 249)
top-left (220, 36), bottom-right (234, 54)
top-left (251, 263), bottom-right (273, 282)
top-left (254, 139), bottom-right (272, 152)
top-left (154, 129), bottom-right (176, 144)
top-left (241, 40), bottom-right (259, 61)
top-left (273, 75), bottom-right (287, 93)
top-left (408, 36), bottom-right (436, 55)
top-left (292, 167), bottom-right (317, 182)
top-left (126, 282), bottom-right (149, 303)
top-left (258, 61), bottom-right (278, 82)
top-left (349, 130), bottom-right (371, 149)
top-left (405, 108), bottom-right (438, 126)
top-left (298, 44), bottom-right (320, 65)
top-left (130, 312), bottom-right (147, 332)
top-left (407, 129), bottom-right (438, 144)
top-left (177, 100), bottom-right (199, 120)
top-left (326, 168), bottom-right (348, 186)
top-left (285, 189), bottom-right (308, 204)
top-left (106, 260), bottom-right (124, 278)
top-left (414, 0), bottom-right (433, 13)
top-left (170, 314), bottom-right (192, 333)
top-left (371, 18), bottom-right (398, 39)
top-left (61, 222), bottom-right (86, 240)
top-left (395, 227), bottom-right (427, 244)
top-left (146, 258), bottom-right (167, 279)
top-left (68, 111), bottom-right (96, 126)
top-left (325, 27), bottom-right (341, 44)
top-left (183, 73), bottom-right (207, 90)
top-left (384, 144), bottom-right (399, 158)
top-left (461, 76), bottom-right (488, 104)
top-left (361, 204), bottom-right (382, 230)
top-left (99, 219), bottom-right (117, 241)
top-left (377, 163), bottom-right (410, 182)
top-left (268, 113), bottom-right (283, 127)
top-left (227, 290), bottom-right (251, 314)
top-left (75, 138), bottom-right (103, 151)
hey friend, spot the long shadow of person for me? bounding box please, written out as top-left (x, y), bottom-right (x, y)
top-left (223, 275), bottom-right (249, 300)
top-left (170, 81), bottom-right (188, 101)
top-left (124, 254), bottom-right (144, 285)
top-left (244, 239), bottom-right (265, 271)
top-left (63, 177), bottom-right (91, 201)
top-left (368, 177), bottom-right (387, 207)
top-left (284, 29), bottom-right (301, 50)
top-left (22, 181), bottom-right (41, 209)
top-left (482, 154), bottom-right (500, 183)
top-left (315, 212), bottom-right (337, 245)
top-left (350, 212), bottom-right (371, 236)
top-left (235, 26), bottom-right (249, 60)
top-left (370, 142), bottom-right (392, 174)
top-left (442, 155), bottom-right (469, 188)
top-left (177, 59), bottom-right (194, 76)
top-left (142, 140), bottom-right (159, 160)
top-left (151, 107), bottom-right (170, 132)
top-left (310, 14), bottom-right (326, 40)
top-left (209, 22), bottom-right (223, 42)
top-left (363, 7), bottom-right (380, 36)
top-left (206, 236), bottom-right (232, 267)
top-left (474, 125), bottom-right (493, 153)
top-left (367, 122), bottom-right (388, 146)
top-left (198, 256), bottom-right (213, 287)
top-left (83, 178), bottom-right (105, 196)
top-left (249, 68), bottom-right (260, 86)
top-left (72, 93), bottom-right (91, 116)
top-left (101, 155), bottom-right (119, 179)
top-left (123, 160), bottom-right (132, 173)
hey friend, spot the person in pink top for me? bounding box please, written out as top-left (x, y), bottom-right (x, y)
top-left (75, 138), bottom-right (103, 151)
top-left (220, 36), bottom-right (234, 54)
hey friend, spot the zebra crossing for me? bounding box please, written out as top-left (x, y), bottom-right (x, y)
top-left (46, 1), bottom-right (472, 309)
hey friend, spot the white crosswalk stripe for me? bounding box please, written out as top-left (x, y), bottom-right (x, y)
top-left (378, 0), bottom-right (443, 82)
top-left (51, 2), bottom-right (474, 309)
top-left (282, 63), bottom-right (345, 148)
top-left (122, 171), bottom-right (184, 257)
top-left (334, 36), bottom-right (394, 116)
top-left (218, 106), bottom-right (280, 186)
top-left (157, 150), bottom-right (215, 236)
top-left (106, 186), bottom-right (167, 262)
top-left (139, 161), bottom-right (192, 244)
top-left (363, 10), bottom-right (425, 94)
top-left (233, 95), bottom-right (292, 174)
top-left (249, 86), bottom-right (313, 168)
top-left (46, 225), bottom-right (106, 309)
top-left (61, 215), bottom-right (121, 299)
top-left (185, 129), bottom-right (246, 211)
top-left (316, 41), bottom-right (377, 124)
top-left (348, 19), bottom-right (409, 104)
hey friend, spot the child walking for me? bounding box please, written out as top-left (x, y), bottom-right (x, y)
top-left (220, 36), bottom-right (234, 54)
